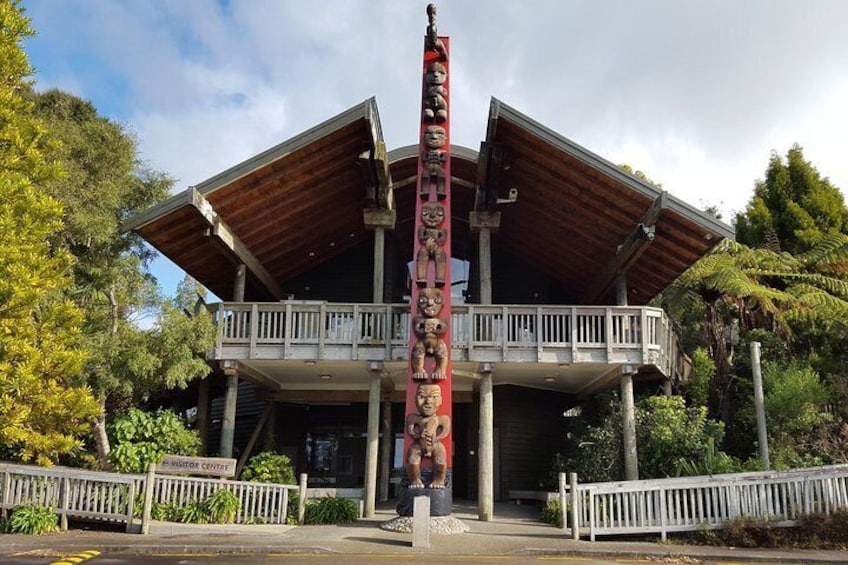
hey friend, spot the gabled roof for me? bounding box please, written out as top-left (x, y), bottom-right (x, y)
top-left (474, 98), bottom-right (734, 304)
top-left (125, 97), bottom-right (734, 304)
top-left (125, 99), bottom-right (385, 300)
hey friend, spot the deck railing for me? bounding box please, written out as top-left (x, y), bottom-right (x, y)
top-left (210, 302), bottom-right (683, 377)
top-left (556, 464), bottom-right (848, 541)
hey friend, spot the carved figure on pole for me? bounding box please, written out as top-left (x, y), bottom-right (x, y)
top-left (425, 4), bottom-right (448, 60)
top-left (423, 62), bottom-right (448, 123)
top-left (421, 125), bottom-right (447, 200)
top-left (406, 383), bottom-right (451, 489)
top-left (411, 287), bottom-right (448, 381)
top-left (416, 202), bottom-right (447, 287)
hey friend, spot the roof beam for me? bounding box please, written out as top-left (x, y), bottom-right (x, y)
top-left (191, 188), bottom-right (285, 300)
top-left (581, 192), bottom-right (667, 304)
top-left (360, 140), bottom-right (393, 210)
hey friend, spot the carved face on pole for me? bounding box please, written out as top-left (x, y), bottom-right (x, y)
top-left (420, 202), bottom-right (445, 228)
top-left (425, 62), bottom-right (447, 85)
top-left (415, 383), bottom-right (443, 416)
top-left (423, 125), bottom-right (446, 149)
top-left (417, 287), bottom-right (444, 318)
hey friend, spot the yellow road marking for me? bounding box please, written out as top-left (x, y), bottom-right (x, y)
top-left (51, 550), bottom-right (103, 565)
top-left (538, 558), bottom-right (593, 562)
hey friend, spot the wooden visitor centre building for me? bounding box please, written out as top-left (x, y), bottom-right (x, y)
top-left (126, 97), bottom-right (734, 519)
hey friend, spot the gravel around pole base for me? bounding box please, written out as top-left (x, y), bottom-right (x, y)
top-left (379, 515), bottom-right (470, 534)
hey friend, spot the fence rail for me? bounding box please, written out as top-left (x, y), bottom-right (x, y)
top-left (210, 302), bottom-right (684, 378)
top-left (557, 464), bottom-right (848, 541)
top-left (1, 462), bottom-right (305, 532)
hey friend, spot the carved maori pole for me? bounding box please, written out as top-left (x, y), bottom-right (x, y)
top-left (398, 3), bottom-right (453, 517)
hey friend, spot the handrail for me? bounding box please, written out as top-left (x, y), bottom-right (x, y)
top-left (208, 301), bottom-right (679, 376)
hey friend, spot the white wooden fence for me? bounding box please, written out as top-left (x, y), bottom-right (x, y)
top-left (1, 462), bottom-right (305, 532)
top-left (558, 464), bottom-right (848, 541)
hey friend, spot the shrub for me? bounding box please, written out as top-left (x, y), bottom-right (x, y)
top-left (151, 501), bottom-right (181, 522)
top-left (179, 500), bottom-right (209, 524)
top-left (540, 498), bottom-right (563, 528)
top-left (240, 451), bottom-right (296, 485)
top-left (206, 488), bottom-right (240, 524)
top-left (304, 496), bottom-right (358, 525)
top-left (108, 408), bottom-right (201, 473)
top-left (8, 505), bottom-right (58, 535)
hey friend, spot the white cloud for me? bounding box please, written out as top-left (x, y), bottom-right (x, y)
top-left (23, 0), bottom-right (848, 293)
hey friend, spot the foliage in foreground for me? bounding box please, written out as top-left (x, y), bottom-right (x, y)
top-left (107, 408), bottom-right (200, 473)
top-left (5, 505), bottom-right (58, 534)
top-left (240, 451), bottom-right (296, 485)
top-left (686, 510), bottom-right (848, 549)
top-left (540, 498), bottom-right (563, 528)
top-left (304, 496), bottom-right (358, 525)
top-left (151, 488), bottom-right (241, 524)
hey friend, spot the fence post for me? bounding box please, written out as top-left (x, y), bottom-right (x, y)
top-left (126, 479), bottom-right (137, 533)
top-left (658, 487), bottom-right (667, 542)
top-left (588, 490), bottom-right (596, 542)
top-left (297, 473), bottom-right (308, 525)
top-left (141, 462), bottom-right (156, 535)
top-left (1, 468), bottom-right (10, 520)
top-left (59, 476), bottom-right (69, 531)
top-left (569, 472), bottom-right (579, 540)
top-left (557, 472), bottom-right (567, 532)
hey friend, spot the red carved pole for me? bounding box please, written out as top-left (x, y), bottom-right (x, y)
top-left (399, 3), bottom-right (452, 517)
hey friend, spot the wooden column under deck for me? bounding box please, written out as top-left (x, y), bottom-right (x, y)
top-left (219, 263), bottom-right (246, 459)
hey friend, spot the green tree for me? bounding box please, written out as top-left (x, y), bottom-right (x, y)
top-left (736, 145), bottom-right (848, 255)
top-left (0, 0), bottom-right (99, 464)
top-left (28, 89), bottom-right (216, 467)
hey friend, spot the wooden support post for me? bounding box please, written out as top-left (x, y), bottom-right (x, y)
top-left (141, 462), bottom-right (156, 535)
top-left (59, 476), bottom-right (69, 531)
top-left (373, 226), bottom-right (385, 303)
top-left (478, 370), bottom-right (494, 521)
top-left (233, 263), bottom-right (246, 302)
top-left (569, 472), bottom-right (579, 540)
top-left (236, 403), bottom-right (273, 477)
top-left (558, 472), bottom-right (567, 532)
top-left (297, 473), bottom-right (308, 525)
top-left (126, 478), bottom-right (137, 533)
top-left (364, 372), bottom-right (381, 517)
top-left (197, 378), bottom-right (210, 455)
top-left (219, 368), bottom-right (239, 459)
top-left (621, 372), bottom-right (639, 481)
top-left (379, 398), bottom-right (392, 502)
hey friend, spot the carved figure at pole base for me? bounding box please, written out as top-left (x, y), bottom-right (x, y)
top-left (406, 383), bottom-right (451, 489)
top-left (425, 4), bottom-right (448, 61)
top-left (411, 288), bottom-right (448, 381)
top-left (423, 62), bottom-right (448, 123)
top-left (416, 202), bottom-right (447, 287)
top-left (421, 125), bottom-right (447, 200)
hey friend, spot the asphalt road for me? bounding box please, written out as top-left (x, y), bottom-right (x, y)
top-left (0, 553), bottom-right (767, 565)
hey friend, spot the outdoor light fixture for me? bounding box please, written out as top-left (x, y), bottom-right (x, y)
top-left (544, 377), bottom-right (556, 383)
top-left (304, 360), bottom-right (316, 366)
top-left (320, 374), bottom-right (332, 380)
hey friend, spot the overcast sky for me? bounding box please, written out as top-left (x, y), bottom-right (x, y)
top-left (23, 0), bottom-right (848, 296)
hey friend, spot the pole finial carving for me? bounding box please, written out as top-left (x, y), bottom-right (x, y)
top-left (425, 4), bottom-right (448, 60)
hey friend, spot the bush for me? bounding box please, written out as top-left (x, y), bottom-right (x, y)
top-left (686, 510), bottom-right (848, 549)
top-left (206, 488), bottom-right (240, 524)
top-left (7, 505), bottom-right (58, 534)
top-left (179, 500), bottom-right (208, 524)
top-left (540, 498), bottom-right (564, 528)
top-left (240, 451), bottom-right (296, 485)
top-left (108, 408), bottom-right (201, 473)
top-left (304, 496), bottom-right (358, 525)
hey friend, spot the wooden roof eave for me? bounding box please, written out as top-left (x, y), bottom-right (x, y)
top-left (486, 98), bottom-right (735, 242)
top-left (194, 97), bottom-right (384, 198)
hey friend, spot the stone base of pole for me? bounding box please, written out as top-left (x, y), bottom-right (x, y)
top-left (395, 469), bottom-right (453, 517)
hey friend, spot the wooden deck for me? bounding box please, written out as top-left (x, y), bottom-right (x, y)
top-left (210, 302), bottom-right (684, 380)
